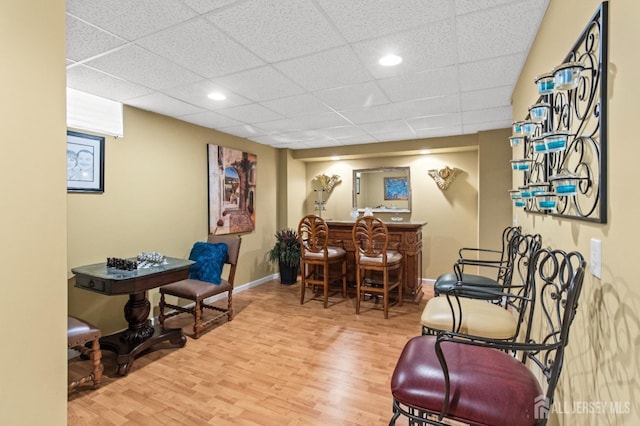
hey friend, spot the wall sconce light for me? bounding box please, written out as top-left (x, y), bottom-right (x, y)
top-left (428, 166), bottom-right (461, 190)
top-left (312, 174), bottom-right (341, 217)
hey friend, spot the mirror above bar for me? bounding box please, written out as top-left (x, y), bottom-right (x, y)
top-left (353, 167), bottom-right (411, 213)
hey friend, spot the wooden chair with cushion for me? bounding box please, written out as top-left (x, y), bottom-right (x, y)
top-left (68, 316), bottom-right (103, 393)
top-left (390, 249), bottom-right (586, 426)
top-left (352, 216), bottom-right (403, 319)
top-left (299, 214), bottom-right (347, 308)
top-left (159, 234), bottom-right (241, 339)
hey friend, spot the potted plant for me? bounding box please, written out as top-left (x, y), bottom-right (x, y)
top-left (268, 228), bottom-right (301, 285)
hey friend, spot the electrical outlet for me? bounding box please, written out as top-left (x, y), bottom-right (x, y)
top-left (590, 238), bottom-right (602, 279)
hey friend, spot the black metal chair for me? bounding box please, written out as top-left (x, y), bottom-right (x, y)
top-left (433, 225), bottom-right (522, 299)
top-left (390, 248), bottom-right (586, 426)
top-left (421, 233), bottom-right (541, 341)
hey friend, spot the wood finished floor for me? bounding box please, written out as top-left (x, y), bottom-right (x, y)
top-left (68, 280), bottom-right (436, 425)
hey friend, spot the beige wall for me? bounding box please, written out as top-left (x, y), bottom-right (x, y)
top-left (0, 0), bottom-right (68, 424)
top-left (513, 0), bottom-right (639, 424)
top-left (301, 144), bottom-right (499, 280)
top-left (67, 107), bottom-right (280, 334)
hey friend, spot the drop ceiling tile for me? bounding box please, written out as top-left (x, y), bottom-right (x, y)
top-left (316, 0), bottom-right (452, 42)
top-left (352, 20), bottom-right (457, 79)
top-left (372, 129), bottom-right (417, 143)
top-left (458, 54), bottom-right (524, 92)
top-left (274, 46), bottom-right (373, 92)
top-left (66, 15), bottom-right (126, 62)
top-left (461, 85), bottom-right (513, 111)
top-left (206, 0), bottom-right (344, 62)
top-left (377, 66), bottom-right (459, 102)
top-left (462, 105), bottom-right (512, 124)
top-left (260, 94), bottom-right (333, 118)
top-left (136, 18), bottom-right (264, 78)
top-left (66, 65), bottom-right (154, 102)
top-left (314, 82), bottom-right (389, 111)
top-left (218, 124), bottom-right (270, 138)
top-left (454, 0), bottom-right (524, 15)
top-left (320, 125), bottom-right (369, 139)
top-left (216, 103), bottom-right (284, 123)
top-left (414, 126), bottom-right (463, 139)
top-left (162, 80), bottom-right (251, 110)
top-left (66, 0), bottom-right (198, 40)
top-left (214, 66), bottom-right (305, 102)
top-left (251, 134), bottom-right (299, 146)
top-left (456, 0), bottom-right (547, 62)
top-left (360, 120), bottom-right (414, 135)
top-left (84, 45), bottom-right (203, 90)
top-left (178, 110), bottom-right (241, 128)
top-left (181, 0), bottom-right (238, 14)
top-left (282, 112), bottom-right (352, 130)
top-left (407, 113), bottom-right (462, 131)
top-left (126, 92), bottom-right (205, 117)
top-left (342, 96), bottom-right (460, 125)
top-left (331, 135), bottom-right (378, 145)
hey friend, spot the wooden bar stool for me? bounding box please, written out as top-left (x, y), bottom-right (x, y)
top-left (68, 316), bottom-right (103, 393)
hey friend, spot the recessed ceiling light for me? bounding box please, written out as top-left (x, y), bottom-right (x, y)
top-left (331, 156), bottom-right (340, 161)
top-left (207, 92), bottom-right (226, 101)
top-left (379, 54), bottom-right (402, 67)
top-left (420, 150), bottom-right (431, 155)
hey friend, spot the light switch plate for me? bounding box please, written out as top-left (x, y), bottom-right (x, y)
top-left (590, 238), bottom-right (602, 279)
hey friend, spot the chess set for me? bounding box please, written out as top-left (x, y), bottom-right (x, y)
top-left (106, 252), bottom-right (167, 271)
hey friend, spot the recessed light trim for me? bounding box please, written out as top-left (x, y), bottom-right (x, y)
top-left (379, 54), bottom-right (403, 67)
top-left (207, 92), bottom-right (227, 101)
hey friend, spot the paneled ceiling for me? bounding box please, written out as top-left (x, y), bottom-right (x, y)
top-left (66, 0), bottom-right (549, 149)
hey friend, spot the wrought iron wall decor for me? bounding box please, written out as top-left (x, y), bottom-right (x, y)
top-left (510, 1), bottom-right (608, 223)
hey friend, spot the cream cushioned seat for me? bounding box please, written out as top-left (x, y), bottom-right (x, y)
top-left (421, 296), bottom-right (517, 340)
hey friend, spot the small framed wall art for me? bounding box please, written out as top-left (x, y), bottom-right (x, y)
top-left (67, 130), bottom-right (105, 193)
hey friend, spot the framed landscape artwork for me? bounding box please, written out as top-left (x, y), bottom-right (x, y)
top-left (207, 145), bottom-right (257, 235)
top-left (67, 130), bottom-right (104, 193)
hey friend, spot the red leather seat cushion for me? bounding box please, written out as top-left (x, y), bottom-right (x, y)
top-left (391, 335), bottom-right (542, 426)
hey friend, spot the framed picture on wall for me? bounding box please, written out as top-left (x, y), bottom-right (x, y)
top-left (67, 131), bottom-right (105, 193)
top-left (384, 177), bottom-right (408, 200)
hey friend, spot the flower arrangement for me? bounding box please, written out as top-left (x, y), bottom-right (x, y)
top-left (268, 228), bottom-right (301, 268)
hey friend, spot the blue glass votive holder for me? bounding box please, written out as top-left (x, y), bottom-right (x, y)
top-left (522, 121), bottom-right (539, 137)
top-left (533, 137), bottom-right (548, 153)
top-left (535, 192), bottom-right (557, 211)
top-left (535, 73), bottom-right (555, 95)
top-left (509, 189), bottom-right (522, 200)
top-left (550, 171), bottom-right (580, 196)
top-left (515, 200), bottom-right (526, 207)
top-left (544, 132), bottom-right (568, 152)
top-left (510, 136), bottom-right (524, 147)
top-left (553, 62), bottom-right (585, 91)
top-left (529, 103), bottom-right (550, 123)
top-left (519, 186), bottom-right (532, 199)
top-left (510, 159), bottom-right (531, 171)
top-left (528, 183), bottom-right (550, 197)
top-left (512, 121), bottom-right (525, 136)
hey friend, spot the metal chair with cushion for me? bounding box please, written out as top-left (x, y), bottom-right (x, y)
top-left (68, 316), bottom-right (103, 393)
top-left (352, 216), bottom-right (403, 319)
top-left (433, 225), bottom-right (522, 299)
top-left (159, 234), bottom-right (241, 339)
top-left (421, 233), bottom-right (541, 342)
top-left (390, 249), bottom-right (586, 426)
top-left (298, 214), bottom-right (347, 308)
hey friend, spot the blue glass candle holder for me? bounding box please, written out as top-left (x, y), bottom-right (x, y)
top-left (532, 136), bottom-right (548, 154)
top-left (528, 103), bottom-right (550, 123)
top-left (509, 189), bottom-right (522, 200)
top-left (521, 121), bottom-right (539, 138)
top-left (528, 182), bottom-right (550, 197)
top-left (510, 159), bottom-right (531, 171)
top-left (512, 121), bottom-right (525, 136)
top-left (553, 62), bottom-right (585, 91)
top-left (510, 136), bottom-right (524, 147)
top-left (535, 192), bottom-right (557, 211)
top-left (535, 72), bottom-right (555, 95)
top-left (519, 186), bottom-right (532, 199)
top-left (550, 170), bottom-right (580, 196)
top-left (543, 132), bottom-right (569, 152)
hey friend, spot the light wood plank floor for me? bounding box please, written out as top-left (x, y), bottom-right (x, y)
top-left (68, 280), bottom-right (434, 425)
